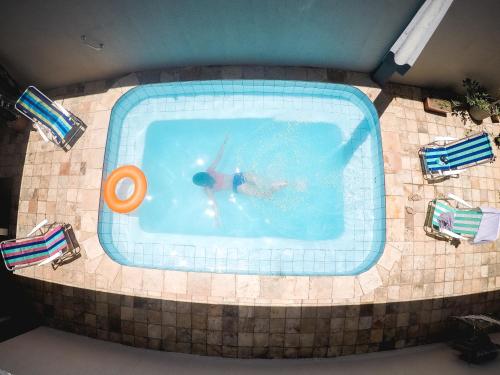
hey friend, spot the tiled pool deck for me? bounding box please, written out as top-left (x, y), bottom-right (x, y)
top-left (2, 66), bottom-right (500, 357)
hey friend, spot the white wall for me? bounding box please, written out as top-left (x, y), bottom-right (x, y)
top-left (2, 0), bottom-right (497, 92)
top-left (393, 0), bottom-right (500, 92)
top-left (0, 0), bottom-right (421, 89)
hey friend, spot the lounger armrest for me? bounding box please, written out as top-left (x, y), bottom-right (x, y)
top-left (434, 136), bottom-right (457, 143)
top-left (441, 228), bottom-right (467, 240)
top-left (442, 169), bottom-right (467, 177)
top-left (54, 101), bottom-right (70, 117)
top-left (447, 193), bottom-right (473, 208)
top-left (37, 250), bottom-right (62, 266)
top-left (34, 122), bottom-right (50, 143)
top-left (27, 219), bottom-right (48, 237)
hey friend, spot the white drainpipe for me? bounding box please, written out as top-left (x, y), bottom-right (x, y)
top-left (371, 0), bottom-right (454, 86)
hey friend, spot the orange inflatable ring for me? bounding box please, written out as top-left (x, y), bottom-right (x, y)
top-left (103, 166), bottom-right (147, 214)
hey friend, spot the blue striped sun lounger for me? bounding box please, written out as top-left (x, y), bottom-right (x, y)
top-left (15, 86), bottom-right (85, 150)
top-left (419, 132), bottom-right (495, 180)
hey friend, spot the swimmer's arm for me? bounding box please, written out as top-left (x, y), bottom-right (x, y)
top-left (208, 135), bottom-right (229, 170)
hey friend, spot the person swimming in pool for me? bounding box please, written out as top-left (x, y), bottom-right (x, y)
top-left (192, 135), bottom-right (287, 223)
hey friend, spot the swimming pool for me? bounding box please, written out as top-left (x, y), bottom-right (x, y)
top-left (98, 80), bottom-right (385, 275)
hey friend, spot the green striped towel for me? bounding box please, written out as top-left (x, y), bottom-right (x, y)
top-left (432, 200), bottom-right (482, 237)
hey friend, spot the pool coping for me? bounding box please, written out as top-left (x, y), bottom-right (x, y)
top-left (98, 79), bottom-right (386, 277)
top-left (13, 66), bottom-right (500, 308)
top-left (93, 72), bottom-right (398, 306)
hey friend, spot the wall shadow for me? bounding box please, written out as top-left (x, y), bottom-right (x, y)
top-left (338, 119), bottom-right (371, 165)
top-left (0, 126), bottom-right (30, 238)
top-left (0, 125), bottom-right (32, 340)
top-left (373, 89), bottom-right (394, 117)
top-left (5, 275), bottom-right (500, 359)
top-left (372, 82), bottom-right (433, 117)
top-left (45, 66), bottom-right (381, 100)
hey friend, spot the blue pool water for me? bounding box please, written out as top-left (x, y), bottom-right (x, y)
top-left (98, 80), bottom-right (385, 275)
top-left (142, 119), bottom-right (344, 240)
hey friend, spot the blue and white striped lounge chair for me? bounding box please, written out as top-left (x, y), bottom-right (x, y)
top-left (15, 86), bottom-right (86, 151)
top-left (425, 193), bottom-right (500, 244)
top-left (419, 132), bottom-right (495, 180)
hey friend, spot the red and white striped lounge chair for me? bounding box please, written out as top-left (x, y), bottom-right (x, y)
top-left (0, 219), bottom-right (75, 271)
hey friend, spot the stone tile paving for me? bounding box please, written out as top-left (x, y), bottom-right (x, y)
top-left (3, 66), bottom-right (500, 357)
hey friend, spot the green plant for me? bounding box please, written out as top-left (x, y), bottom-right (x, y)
top-left (494, 133), bottom-right (500, 148)
top-left (451, 79), bottom-right (495, 123)
top-left (435, 98), bottom-right (452, 111)
top-left (451, 99), bottom-right (470, 123)
top-left (490, 103), bottom-right (500, 116)
top-left (462, 78), bottom-right (491, 111)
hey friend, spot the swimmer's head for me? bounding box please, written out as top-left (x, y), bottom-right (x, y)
top-left (192, 172), bottom-right (215, 188)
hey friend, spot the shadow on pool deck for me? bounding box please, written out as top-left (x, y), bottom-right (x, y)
top-left (373, 89), bottom-right (394, 117)
top-left (0, 125), bottom-right (30, 237)
top-left (0, 125), bottom-right (33, 341)
top-left (45, 65), bottom-right (384, 98)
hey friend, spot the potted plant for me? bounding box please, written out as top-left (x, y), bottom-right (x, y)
top-left (463, 78), bottom-right (492, 121)
top-left (424, 97), bottom-right (452, 115)
top-left (494, 133), bottom-right (500, 148)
